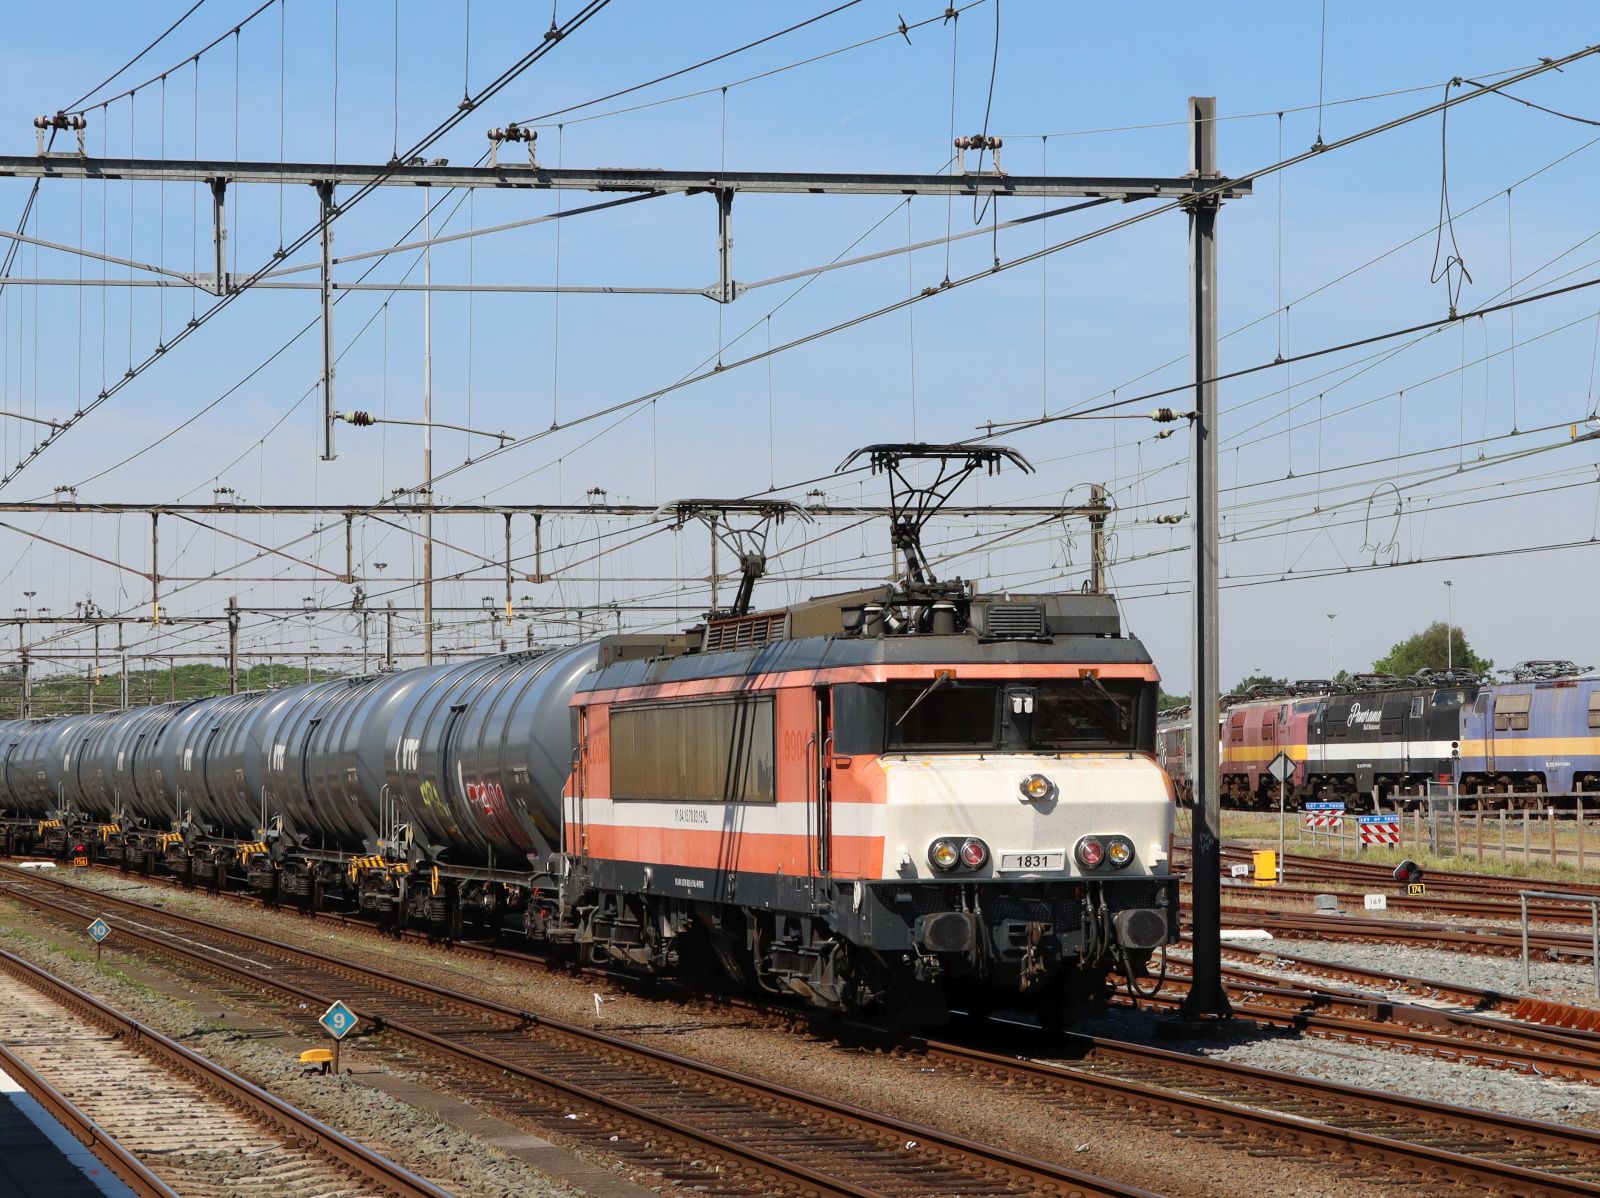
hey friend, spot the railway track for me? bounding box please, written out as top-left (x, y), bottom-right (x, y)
top-left (0, 948), bottom-right (450, 1198)
top-left (1213, 905), bottom-right (1600, 958)
top-left (1211, 846), bottom-right (1600, 899)
top-left (0, 863), bottom-right (1151, 1198)
top-left (9, 867), bottom-right (1600, 1193)
top-left (921, 1031), bottom-right (1600, 1196)
top-left (1211, 877), bottom-right (1600, 922)
top-left (1218, 939), bottom-right (1519, 1007)
top-left (1214, 941), bottom-right (1600, 1034)
top-left (1138, 959), bottom-right (1600, 1082)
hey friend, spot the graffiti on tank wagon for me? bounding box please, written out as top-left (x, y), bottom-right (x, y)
top-left (417, 778), bottom-right (462, 838)
top-left (464, 778), bottom-right (509, 818)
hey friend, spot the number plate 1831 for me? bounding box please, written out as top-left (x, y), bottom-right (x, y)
top-left (999, 851), bottom-right (1064, 872)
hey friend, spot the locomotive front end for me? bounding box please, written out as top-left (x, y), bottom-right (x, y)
top-left (828, 669), bottom-right (1177, 1007)
top-left (878, 752), bottom-right (1176, 991)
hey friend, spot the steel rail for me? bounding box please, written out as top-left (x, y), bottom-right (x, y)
top-left (7, 864), bottom-right (1600, 1194)
top-left (1218, 938), bottom-right (1515, 1007)
top-left (1212, 879), bottom-right (1597, 922)
top-left (0, 1037), bottom-right (181, 1198)
top-left (915, 1033), bottom-right (1600, 1195)
top-left (0, 868), bottom-right (1153, 1198)
top-left (1147, 968), bottom-right (1600, 1081)
top-left (1211, 906), bottom-right (1597, 956)
top-left (1210, 846), bottom-right (1600, 898)
top-left (0, 948), bottom-right (453, 1198)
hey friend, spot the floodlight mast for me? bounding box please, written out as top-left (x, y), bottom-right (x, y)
top-left (838, 443), bottom-right (1034, 596)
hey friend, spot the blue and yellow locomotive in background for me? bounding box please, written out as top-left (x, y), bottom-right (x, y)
top-left (1458, 670), bottom-right (1600, 800)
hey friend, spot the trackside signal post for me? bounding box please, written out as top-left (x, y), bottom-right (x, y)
top-left (319, 1000), bottom-right (359, 1075)
top-left (86, 916), bottom-right (110, 966)
top-left (1181, 96), bottom-right (1238, 1021)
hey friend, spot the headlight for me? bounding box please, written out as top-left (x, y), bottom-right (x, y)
top-left (1075, 837), bottom-right (1105, 869)
top-left (1019, 773), bottom-right (1053, 801)
top-left (960, 838), bottom-right (988, 869)
top-left (1105, 836), bottom-right (1135, 868)
top-left (928, 838), bottom-right (960, 871)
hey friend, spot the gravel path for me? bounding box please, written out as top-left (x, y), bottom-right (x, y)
top-left (9, 868), bottom-right (1422, 1198)
top-left (0, 970), bottom-right (381, 1197)
top-left (0, 898), bottom-right (576, 1198)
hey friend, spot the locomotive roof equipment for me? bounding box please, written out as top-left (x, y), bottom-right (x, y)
top-left (837, 443), bottom-right (1034, 598)
top-left (1503, 659), bottom-right (1594, 681)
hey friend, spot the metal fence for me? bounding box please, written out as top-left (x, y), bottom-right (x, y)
top-left (1300, 802), bottom-right (1600, 870)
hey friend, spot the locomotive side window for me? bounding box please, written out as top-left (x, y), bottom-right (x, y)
top-left (831, 684), bottom-right (886, 754)
top-left (609, 697), bottom-right (775, 803)
top-left (886, 685), bottom-right (998, 749)
top-left (1493, 693), bottom-right (1532, 732)
top-left (1589, 690), bottom-right (1600, 730)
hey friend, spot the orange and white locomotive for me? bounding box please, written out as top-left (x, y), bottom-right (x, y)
top-left (558, 583), bottom-right (1179, 1021)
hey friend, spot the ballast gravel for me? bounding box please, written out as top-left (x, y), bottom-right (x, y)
top-left (22, 869), bottom-right (1545, 1196)
top-left (0, 906), bottom-right (578, 1198)
top-left (1224, 932), bottom-right (1600, 1008)
top-left (1081, 999), bottom-right (1600, 1130)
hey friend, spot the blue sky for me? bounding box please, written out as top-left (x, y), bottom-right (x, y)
top-left (0, 2), bottom-right (1598, 688)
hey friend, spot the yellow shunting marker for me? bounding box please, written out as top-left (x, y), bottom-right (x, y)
top-left (1252, 849), bottom-right (1278, 885)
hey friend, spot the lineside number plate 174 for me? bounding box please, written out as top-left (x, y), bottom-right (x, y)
top-left (999, 851), bottom-right (1064, 872)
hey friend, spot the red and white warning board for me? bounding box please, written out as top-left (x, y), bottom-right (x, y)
top-left (1358, 816), bottom-right (1401, 844)
top-left (1302, 813), bottom-right (1342, 829)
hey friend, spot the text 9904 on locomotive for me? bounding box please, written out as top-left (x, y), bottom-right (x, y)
top-left (0, 446), bottom-right (1178, 1026)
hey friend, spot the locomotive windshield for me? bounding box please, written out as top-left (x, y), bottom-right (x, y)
top-left (884, 680), bottom-right (1139, 752)
top-left (887, 684), bottom-right (998, 748)
top-left (1031, 681), bottom-right (1138, 748)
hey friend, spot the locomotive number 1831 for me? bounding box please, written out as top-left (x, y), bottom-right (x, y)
top-left (999, 851), bottom-right (1065, 871)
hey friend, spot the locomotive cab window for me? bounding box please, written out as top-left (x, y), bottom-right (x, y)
top-left (884, 679), bottom-right (1139, 752)
top-left (1589, 690), bottom-right (1600, 730)
top-left (1029, 680), bottom-right (1138, 749)
top-left (886, 684), bottom-right (998, 749)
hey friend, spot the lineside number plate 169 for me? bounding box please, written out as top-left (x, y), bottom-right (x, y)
top-left (999, 851), bottom-right (1064, 872)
